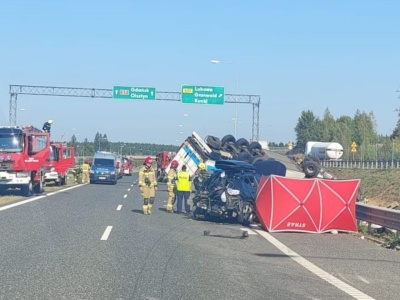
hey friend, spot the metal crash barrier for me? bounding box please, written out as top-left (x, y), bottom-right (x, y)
top-left (356, 202), bottom-right (400, 238)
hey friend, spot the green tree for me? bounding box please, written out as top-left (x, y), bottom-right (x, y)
top-left (353, 110), bottom-right (378, 160)
top-left (294, 110), bottom-right (321, 148)
top-left (320, 108), bottom-right (338, 141)
top-left (336, 115), bottom-right (355, 158)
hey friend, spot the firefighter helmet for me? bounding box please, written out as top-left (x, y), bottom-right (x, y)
top-left (144, 156), bottom-right (153, 164)
top-left (171, 160), bottom-right (179, 168)
top-left (198, 163), bottom-right (206, 170)
top-left (47, 119), bottom-right (53, 124)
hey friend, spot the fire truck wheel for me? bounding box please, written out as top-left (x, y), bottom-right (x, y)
top-left (33, 177), bottom-right (44, 194)
top-left (21, 181), bottom-right (33, 197)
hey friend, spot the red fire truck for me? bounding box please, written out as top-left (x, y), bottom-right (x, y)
top-left (156, 151), bottom-right (174, 182)
top-left (122, 156), bottom-right (133, 176)
top-left (0, 125), bottom-right (50, 196)
top-left (43, 142), bottom-right (75, 186)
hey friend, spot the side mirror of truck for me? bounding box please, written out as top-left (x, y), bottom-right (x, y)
top-left (28, 136), bottom-right (33, 155)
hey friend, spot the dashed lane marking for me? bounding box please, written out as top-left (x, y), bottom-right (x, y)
top-left (123, 194), bottom-right (128, 198)
top-left (101, 226), bottom-right (113, 241)
top-left (116, 205), bottom-right (122, 211)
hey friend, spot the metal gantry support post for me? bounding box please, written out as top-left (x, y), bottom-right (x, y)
top-left (9, 92), bottom-right (18, 126)
top-left (8, 85), bottom-right (261, 140)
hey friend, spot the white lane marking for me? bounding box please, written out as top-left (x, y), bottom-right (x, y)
top-left (255, 230), bottom-right (375, 300)
top-left (0, 184), bottom-right (83, 212)
top-left (116, 205), bottom-right (122, 211)
top-left (123, 194), bottom-right (128, 198)
top-left (127, 188), bottom-right (131, 192)
top-left (131, 184), bottom-right (134, 187)
top-left (240, 228), bottom-right (257, 235)
top-left (101, 226), bottom-right (113, 241)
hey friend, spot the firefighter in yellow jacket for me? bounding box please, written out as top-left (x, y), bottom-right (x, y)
top-left (166, 160), bottom-right (179, 212)
top-left (81, 159), bottom-right (91, 184)
top-left (138, 156), bottom-right (158, 215)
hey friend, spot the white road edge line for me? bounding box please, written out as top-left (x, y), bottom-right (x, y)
top-left (0, 184), bottom-right (83, 212)
top-left (116, 205), bottom-right (122, 211)
top-left (255, 230), bottom-right (375, 300)
top-left (101, 226), bottom-right (113, 241)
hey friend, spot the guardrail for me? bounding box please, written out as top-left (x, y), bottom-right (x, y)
top-left (322, 160), bottom-right (400, 169)
top-left (356, 203), bottom-right (400, 238)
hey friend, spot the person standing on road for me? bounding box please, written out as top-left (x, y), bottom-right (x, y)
top-left (166, 160), bottom-right (179, 213)
top-left (176, 165), bottom-right (191, 214)
top-left (138, 156), bottom-right (158, 215)
top-left (81, 159), bottom-right (91, 183)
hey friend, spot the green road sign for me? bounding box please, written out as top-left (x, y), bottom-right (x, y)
top-left (113, 86), bottom-right (156, 100)
top-left (181, 85), bottom-right (224, 105)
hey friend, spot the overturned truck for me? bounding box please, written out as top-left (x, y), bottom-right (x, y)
top-left (167, 132), bottom-right (333, 180)
top-left (166, 132), bottom-right (335, 225)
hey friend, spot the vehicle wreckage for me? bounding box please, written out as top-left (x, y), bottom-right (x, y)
top-left (167, 132), bottom-right (335, 224)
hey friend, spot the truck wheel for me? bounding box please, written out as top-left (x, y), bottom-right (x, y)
top-left (221, 134), bottom-right (236, 146)
top-left (305, 155), bottom-right (321, 165)
top-left (249, 141), bottom-right (262, 152)
top-left (251, 155), bottom-right (265, 163)
top-left (237, 152), bottom-right (253, 163)
top-left (33, 174), bottom-right (44, 194)
top-left (302, 161), bottom-right (320, 178)
top-left (235, 138), bottom-right (249, 148)
top-left (206, 135), bottom-right (221, 150)
top-left (21, 181), bottom-right (33, 197)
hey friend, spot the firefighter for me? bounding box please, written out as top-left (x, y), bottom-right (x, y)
top-left (42, 119), bottom-right (53, 133)
top-left (138, 156), bottom-right (158, 215)
top-left (166, 160), bottom-right (179, 212)
top-left (81, 159), bottom-right (91, 184)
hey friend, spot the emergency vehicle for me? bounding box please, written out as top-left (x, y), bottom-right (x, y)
top-left (156, 151), bottom-right (175, 182)
top-left (43, 142), bottom-right (75, 186)
top-left (122, 156), bottom-right (133, 176)
top-left (0, 124), bottom-right (50, 196)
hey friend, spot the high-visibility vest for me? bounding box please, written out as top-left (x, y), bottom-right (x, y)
top-left (176, 171), bottom-right (191, 191)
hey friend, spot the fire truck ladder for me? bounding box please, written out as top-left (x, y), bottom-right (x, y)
top-left (9, 85), bottom-right (261, 140)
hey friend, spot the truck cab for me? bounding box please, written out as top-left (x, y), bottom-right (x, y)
top-left (44, 143), bottom-right (75, 186)
top-left (0, 125), bottom-right (50, 196)
top-left (90, 151), bottom-right (117, 185)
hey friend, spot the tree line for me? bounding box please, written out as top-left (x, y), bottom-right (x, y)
top-left (292, 107), bottom-right (400, 161)
top-left (68, 132), bottom-right (178, 158)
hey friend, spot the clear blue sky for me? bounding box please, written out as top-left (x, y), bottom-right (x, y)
top-left (1, 0), bottom-right (399, 146)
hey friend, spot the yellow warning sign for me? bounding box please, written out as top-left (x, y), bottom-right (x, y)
top-left (351, 141), bottom-right (357, 153)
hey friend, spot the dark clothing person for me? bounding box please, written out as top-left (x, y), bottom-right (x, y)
top-left (42, 120), bottom-right (53, 133)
